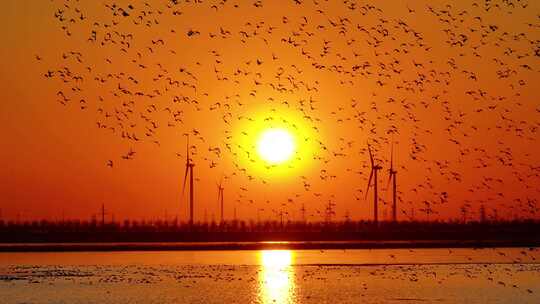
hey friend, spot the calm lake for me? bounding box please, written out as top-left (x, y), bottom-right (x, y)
top-left (1, 247), bottom-right (539, 303)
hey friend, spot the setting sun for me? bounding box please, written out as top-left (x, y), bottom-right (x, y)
top-left (257, 129), bottom-right (295, 164)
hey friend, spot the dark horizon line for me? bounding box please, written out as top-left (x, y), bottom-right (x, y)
top-left (1, 239), bottom-right (539, 253)
top-left (1, 218), bottom-right (539, 225)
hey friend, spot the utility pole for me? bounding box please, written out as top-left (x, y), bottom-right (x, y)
top-left (480, 205), bottom-right (486, 223)
top-left (220, 189), bottom-right (223, 223)
top-left (325, 200), bottom-right (335, 223)
top-left (100, 204), bottom-right (107, 227)
top-left (461, 205), bottom-right (468, 224)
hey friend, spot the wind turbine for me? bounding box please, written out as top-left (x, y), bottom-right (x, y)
top-left (217, 178), bottom-right (224, 224)
top-left (182, 134), bottom-right (195, 226)
top-left (365, 143), bottom-right (382, 224)
top-left (387, 141), bottom-right (398, 222)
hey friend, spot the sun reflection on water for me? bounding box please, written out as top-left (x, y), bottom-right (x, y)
top-left (258, 250), bottom-right (295, 304)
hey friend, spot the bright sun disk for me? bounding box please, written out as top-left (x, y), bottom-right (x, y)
top-left (257, 128), bottom-right (295, 164)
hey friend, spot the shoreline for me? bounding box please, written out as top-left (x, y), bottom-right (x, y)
top-left (0, 240), bottom-right (538, 252)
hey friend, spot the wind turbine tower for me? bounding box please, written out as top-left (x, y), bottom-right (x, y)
top-left (217, 179), bottom-right (225, 223)
top-left (182, 135), bottom-right (195, 226)
top-left (387, 142), bottom-right (398, 222)
top-left (366, 143), bottom-right (383, 224)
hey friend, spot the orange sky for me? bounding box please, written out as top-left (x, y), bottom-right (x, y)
top-left (1, 0), bottom-right (539, 222)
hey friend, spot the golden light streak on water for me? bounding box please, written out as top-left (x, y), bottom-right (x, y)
top-left (258, 250), bottom-right (295, 303)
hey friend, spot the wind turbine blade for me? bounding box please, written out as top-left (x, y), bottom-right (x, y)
top-left (367, 143), bottom-right (374, 166)
top-left (387, 141), bottom-right (394, 188)
top-left (181, 166), bottom-right (189, 196)
top-left (365, 169), bottom-right (374, 199)
top-left (186, 135), bottom-right (190, 165)
top-left (390, 141), bottom-right (394, 171)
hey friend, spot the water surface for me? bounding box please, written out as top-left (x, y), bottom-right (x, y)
top-left (1, 247), bottom-right (538, 303)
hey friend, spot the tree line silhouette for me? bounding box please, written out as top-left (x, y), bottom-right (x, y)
top-left (1, 218), bottom-right (539, 244)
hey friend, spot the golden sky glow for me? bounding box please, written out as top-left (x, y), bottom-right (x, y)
top-left (0, 0), bottom-right (539, 222)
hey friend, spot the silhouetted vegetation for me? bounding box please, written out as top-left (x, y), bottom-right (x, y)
top-left (0, 219), bottom-right (539, 245)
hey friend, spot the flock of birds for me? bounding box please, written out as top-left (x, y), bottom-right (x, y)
top-left (2, 248), bottom-right (539, 301)
top-left (37, 0), bottom-right (540, 222)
